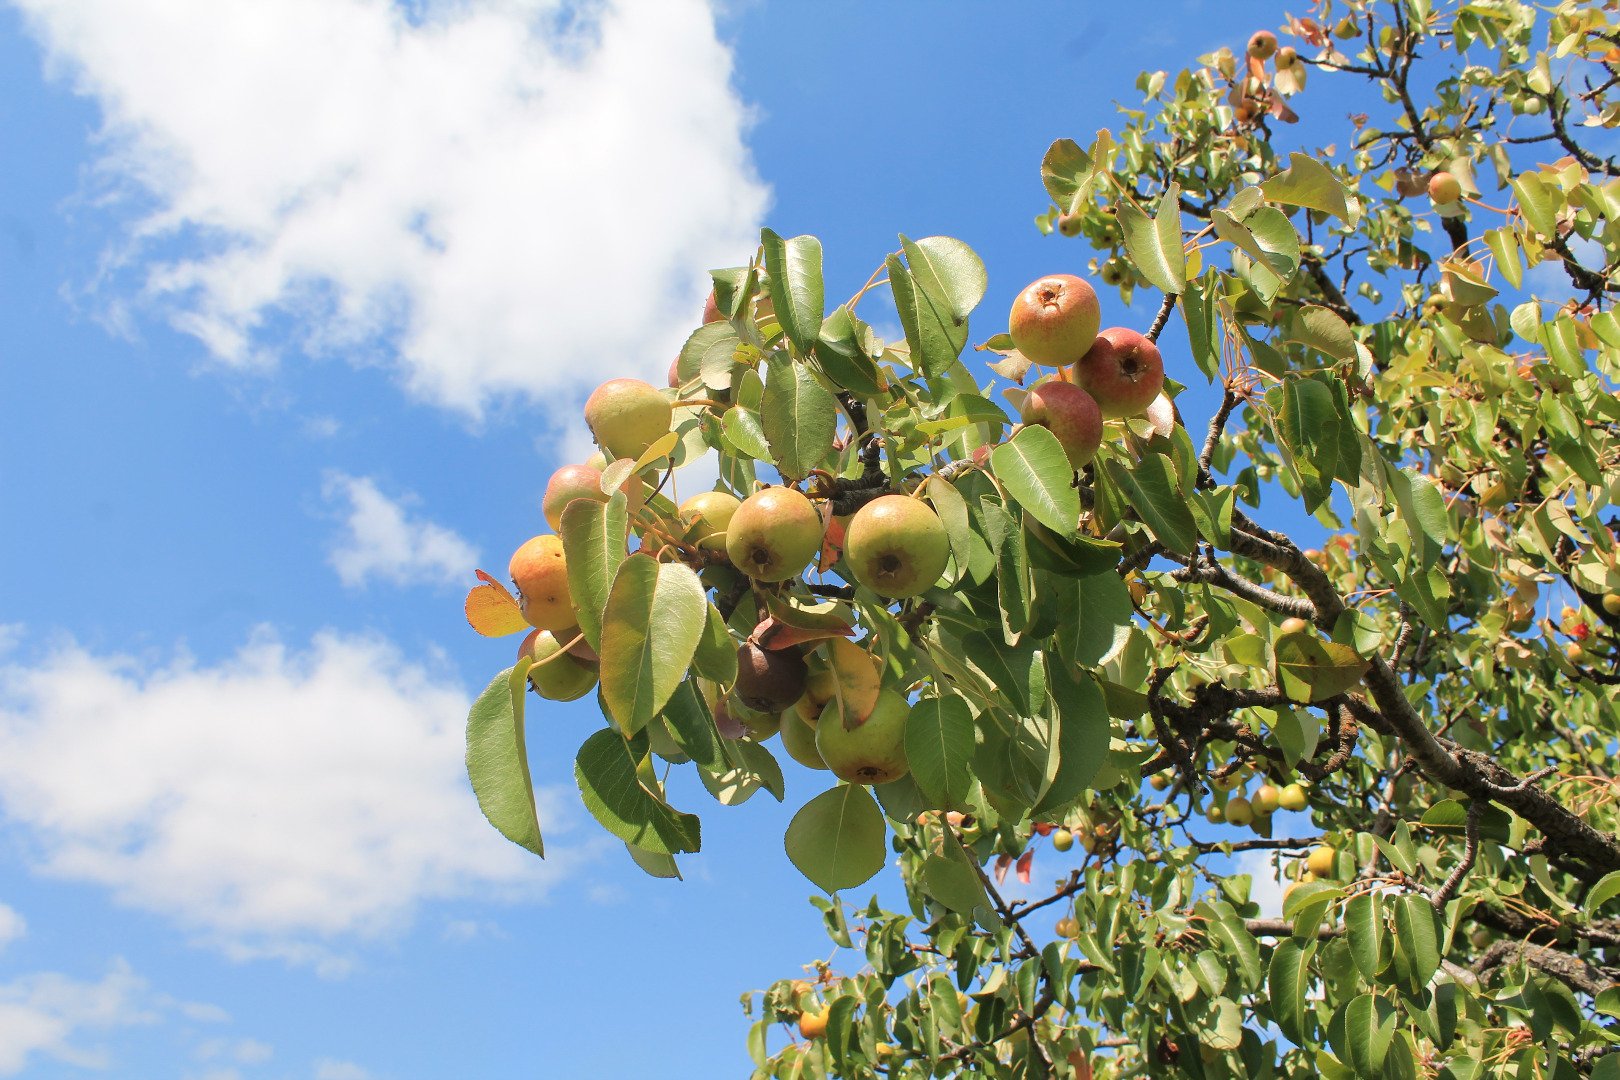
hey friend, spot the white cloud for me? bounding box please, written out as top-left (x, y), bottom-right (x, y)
top-left (17, 0), bottom-right (768, 419)
top-left (0, 961), bottom-right (161, 1076)
top-left (314, 1060), bottom-right (374, 1080)
top-left (323, 472), bottom-right (478, 589)
top-left (0, 630), bottom-right (572, 969)
top-left (1236, 849), bottom-right (1288, 919)
top-left (0, 904), bottom-right (25, 953)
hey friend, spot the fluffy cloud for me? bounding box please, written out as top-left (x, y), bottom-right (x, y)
top-left (0, 961), bottom-right (161, 1076)
top-left (0, 631), bottom-right (571, 969)
top-left (17, 0), bottom-right (768, 417)
top-left (1236, 849), bottom-right (1288, 919)
top-left (0, 904), bottom-right (24, 954)
top-left (323, 472), bottom-right (478, 589)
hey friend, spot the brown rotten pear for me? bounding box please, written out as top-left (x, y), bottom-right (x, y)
top-left (509, 535), bottom-right (574, 633)
top-left (734, 642), bottom-right (808, 713)
top-left (518, 629), bottom-right (598, 701)
top-left (1072, 327), bottom-right (1165, 418)
top-left (843, 495), bottom-right (950, 599)
top-left (1008, 274), bottom-right (1101, 366)
top-left (1020, 380), bottom-right (1103, 468)
top-left (815, 688), bottom-right (911, 785)
top-left (583, 378), bottom-right (672, 461)
top-left (679, 490), bottom-right (741, 552)
top-left (726, 487), bottom-right (824, 582)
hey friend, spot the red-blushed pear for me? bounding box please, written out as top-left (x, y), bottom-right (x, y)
top-left (726, 487), bottom-right (825, 582)
top-left (678, 490), bottom-right (741, 552)
top-left (701, 289), bottom-right (723, 324)
top-left (778, 710), bottom-right (828, 770)
top-left (542, 464), bottom-right (609, 532)
top-left (843, 495), bottom-right (950, 599)
top-left (734, 642), bottom-right (808, 713)
top-left (1072, 327), bottom-right (1165, 418)
top-left (1019, 380), bottom-right (1103, 468)
top-left (1248, 30), bottom-right (1278, 59)
top-left (1428, 170), bottom-right (1462, 205)
top-left (583, 378), bottom-right (672, 461)
top-left (508, 535), bottom-right (574, 633)
top-left (815, 688), bottom-right (911, 785)
top-left (667, 355), bottom-right (682, 388)
top-left (517, 628), bottom-right (598, 701)
top-left (1007, 274), bottom-right (1101, 366)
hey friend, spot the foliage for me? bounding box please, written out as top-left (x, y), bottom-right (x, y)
top-left (457, 1), bottom-right (1620, 1075)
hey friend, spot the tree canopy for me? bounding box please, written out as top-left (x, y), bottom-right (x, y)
top-left (459, 1), bottom-right (1620, 1075)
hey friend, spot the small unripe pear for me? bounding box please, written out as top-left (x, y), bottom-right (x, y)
top-left (1148, 769), bottom-right (1172, 791)
top-left (1278, 783), bottom-right (1308, 811)
top-left (1306, 844), bottom-right (1336, 877)
top-left (1225, 796), bottom-right (1255, 826)
top-left (1051, 828), bottom-right (1075, 852)
top-left (1072, 327), bottom-right (1165, 418)
top-left (1008, 275), bottom-right (1102, 366)
top-left (779, 710), bottom-right (829, 770)
top-left (1253, 784), bottom-right (1281, 815)
top-left (815, 688), bottom-right (911, 785)
top-left (542, 464), bottom-right (609, 532)
top-left (1247, 30), bottom-right (1278, 59)
top-left (1279, 617), bottom-right (1310, 635)
top-left (1276, 46), bottom-right (1298, 69)
top-left (1428, 171), bottom-right (1462, 205)
top-left (518, 629), bottom-right (598, 701)
top-left (843, 495), bottom-right (951, 599)
top-left (509, 535), bottom-right (574, 633)
top-left (584, 378), bottom-right (672, 460)
top-left (798, 1007), bottom-right (829, 1040)
top-left (701, 290), bottom-right (724, 324)
top-left (727, 487), bottom-right (825, 582)
top-left (1206, 804), bottom-right (1225, 824)
top-left (679, 490), bottom-right (742, 552)
top-left (1603, 593), bottom-right (1620, 616)
top-left (1054, 916), bottom-right (1080, 938)
top-left (1056, 212), bottom-right (1082, 237)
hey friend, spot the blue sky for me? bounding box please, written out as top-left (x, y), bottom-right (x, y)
top-left (0, 1), bottom-right (1295, 1076)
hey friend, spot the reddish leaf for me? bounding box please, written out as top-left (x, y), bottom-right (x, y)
top-left (817, 514), bottom-right (847, 572)
top-left (1015, 850), bottom-right (1033, 885)
top-left (753, 616), bottom-right (853, 651)
top-left (994, 853), bottom-right (1013, 885)
top-left (1269, 96), bottom-right (1300, 123)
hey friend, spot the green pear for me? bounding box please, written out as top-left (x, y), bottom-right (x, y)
top-left (519, 629), bottom-right (598, 701)
top-left (815, 688), bottom-right (910, 785)
top-left (779, 711), bottom-right (828, 770)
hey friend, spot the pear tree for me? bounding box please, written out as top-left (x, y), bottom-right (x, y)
top-left (458, 0), bottom-right (1620, 1075)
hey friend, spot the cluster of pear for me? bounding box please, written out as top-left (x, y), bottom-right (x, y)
top-left (1007, 274), bottom-right (1167, 467)
top-left (1282, 841), bottom-right (1340, 903)
top-left (1146, 763), bottom-right (1310, 830)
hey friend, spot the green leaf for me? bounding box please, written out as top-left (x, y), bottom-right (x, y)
top-left (762, 229), bottom-right (825, 354)
top-left (991, 426), bottom-right (1080, 534)
top-left (761, 353), bottom-right (836, 481)
top-left (679, 321), bottom-right (742, 390)
top-left (574, 728), bottom-right (700, 855)
top-left (1393, 893), bottom-right (1441, 989)
top-left (700, 739), bottom-right (785, 805)
top-left (1260, 153), bottom-right (1360, 226)
top-left (922, 852), bottom-right (992, 919)
top-left (888, 236), bottom-right (986, 380)
top-left (815, 305), bottom-right (884, 397)
top-left (1335, 993), bottom-right (1395, 1077)
top-left (905, 696), bottom-right (976, 810)
top-left (466, 665), bottom-right (544, 858)
top-left (599, 555), bottom-right (708, 736)
top-left (1206, 909), bottom-right (1263, 990)
top-left (1102, 453), bottom-right (1197, 555)
top-left (691, 603), bottom-right (738, 687)
top-left (659, 679), bottom-right (724, 770)
top-left (1038, 663), bottom-right (1111, 812)
top-left (1181, 268), bottom-right (1224, 381)
top-left (785, 784), bottom-right (888, 893)
top-left (1268, 939), bottom-right (1315, 1046)
top-left (1117, 184), bottom-right (1186, 294)
top-left (925, 474), bottom-right (974, 582)
top-left (720, 405), bottom-right (772, 461)
top-left (560, 492), bottom-right (629, 653)
top-left (1212, 204), bottom-right (1301, 302)
top-left (1512, 171), bottom-right (1558, 238)
top-left (1063, 571), bottom-right (1133, 668)
top-left (1588, 870), bottom-right (1620, 913)
top-left (1285, 306), bottom-right (1357, 362)
top-left (625, 842), bottom-right (681, 879)
top-left (1274, 633), bottom-right (1368, 703)
top-left (1346, 893), bottom-right (1388, 982)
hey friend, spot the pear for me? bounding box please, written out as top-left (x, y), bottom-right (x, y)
top-left (734, 642), bottom-right (807, 713)
top-left (843, 495), bottom-right (950, 599)
top-left (726, 487), bottom-right (825, 582)
top-left (778, 711), bottom-right (828, 770)
top-left (816, 688), bottom-right (910, 785)
top-left (518, 629), bottom-right (597, 701)
top-left (584, 378), bottom-right (672, 460)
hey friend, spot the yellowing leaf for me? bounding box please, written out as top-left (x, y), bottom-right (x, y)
top-left (464, 572), bottom-right (528, 637)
